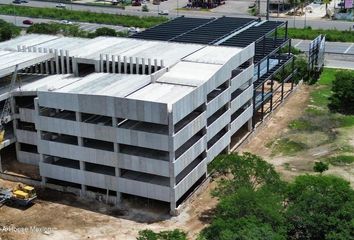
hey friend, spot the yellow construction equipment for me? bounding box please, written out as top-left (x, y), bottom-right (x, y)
top-left (10, 184), bottom-right (37, 206)
top-left (0, 130), bottom-right (4, 143)
top-left (0, 65), bottom-right (19, 144)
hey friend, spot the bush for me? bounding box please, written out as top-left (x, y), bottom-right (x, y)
top-left (279, 27), bottom-right (354, 43)
top-left (94, 27), bottom-right (117, 37)
top-left (0, 19), bottom-right (20, 41)
top-left (137, 229), bottom-right (187, 240)
top-left (142, 4), bottom-right (149, 12)
top-left (27, 22), bottom-right (87, 37)
top-left (313, 161), bottom-right (329, 174)
top-left (328, 70), bottom-right (354, 115)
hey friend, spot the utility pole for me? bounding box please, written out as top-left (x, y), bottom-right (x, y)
top-left (266, 0), bottom-right (270, 20)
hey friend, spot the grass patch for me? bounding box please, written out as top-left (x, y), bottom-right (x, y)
top-left (326, 155), bottom-right (354, 166)
top-left (337, 115), bottom-right (354, 128)
top-left (0, 5), bottom-right (167, 28)
top-left (310, 86), bottom-right (331, 109)
top-left (279, 27), bottom-right (354, 42)
top-left (268, 68), bottom-right (354, 160)
top-left (288, 119), bottom-right (314, 131)
top-left (268, 138), bottom-right (308, 156)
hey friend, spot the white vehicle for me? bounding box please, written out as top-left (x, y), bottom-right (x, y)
top-left (60, 20), bottom-right (73, 25)
top-left (56, 3), bottom-right (66, 8)
top-left (158, 10), bottom-right (169, 15)
top-left (128, 27), bottom-right (141, 34)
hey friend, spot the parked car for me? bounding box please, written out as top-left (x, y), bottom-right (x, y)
top-left (21, 0), bottom-right (29, 3)
top-left (132, 0), bottom-right (141, 6)
top-left (158, 10), bottom-right (169, 15)
top-left (128, 27), bottom-right (141, 34)
top-left (56, 3), bottom-right (66, 8)
top-left (60, 20), bottom-right (73, 25)
top-left (22, 19), bottom-right (33, 25)
top-left (12, 0), bottom-right (21, 4)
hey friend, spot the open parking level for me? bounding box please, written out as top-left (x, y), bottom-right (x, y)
top-left (293, 39), bottom-right (354, 55)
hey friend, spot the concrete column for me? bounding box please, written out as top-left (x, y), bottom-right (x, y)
top-left (66, 50), bottom-right (70, 74)
top-left (135, 57), bottom-right (139, 74)
top-left (17, 45), bottom-right (21, 52)
top-left (105, 54), bottom-right (109, 73)
top-left (142, 58), bottom-right (145, 75)
top-left (117, 56), bottom-right (121, 73)
top-left (49, 49), bottom-right (55, 74)
top-left (44, 48), bottom-right (49, 74)
top-left (129, 57), bottom-right (133, 74)
top-left (148, 58), bottom-right (152, 75)
top-left (154, 59), bottom-right (158, 72)
top-left (115, 167), bottom-right (122, 204)
top-left (167, 110), bottom-right (177, 215)
top-left (72, 57), bottom-right (78, 76)
top-left (112, 55), bottom-right (116, 74)
top-left (160, 59), bottom-right (164, 68)
top-left (79, 161), bottom-right (86, 196)
top-left (55, 49), bottom-right (60, 74)
top-left (21, 45), bottom-right (26, 52)
top-left (38, 48), bottom-right (44, 74)
top-left (60, 49), bottom-right (65, 74)
top-left (76, 112), bottom-right (83, 146)
top-left (99, 54), bottom-right (104, 72)
top-left (41, 176), bottom-right (47, 186)
top-left (247, 118), bottom-right (253, 131)
top-left (123, 56), bottom-right (127, 73)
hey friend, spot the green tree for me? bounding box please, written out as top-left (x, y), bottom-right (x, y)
top-left (313, 161), bottom-right (329, 174)
top-left (323, 0), bottom-right (332, 17)
top-left (0, 19), bottom-right (20, 41)
top-left (209, 153), bottom-right (285, 197)
top-left (94, 27), bottom-right (117, 37)
top-left (137, 229), bottom-right (187, 240)
top-left (286, 175), bottom-right (354, 239)
top-left (328, 70), bottom-right (354, 114)
top-left (200, 187), bottom-right (287, 240)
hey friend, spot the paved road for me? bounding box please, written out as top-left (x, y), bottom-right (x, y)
top-left (325, 54), bottom-right (354, 70)
top-left (0, 14), bottom-right (127, 32)
top-left (1, 0), bottom-right (354, 30)
top-left (292, 39), bottom-right (354, 55)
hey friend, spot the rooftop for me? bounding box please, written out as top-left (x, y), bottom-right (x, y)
top-left (0, 50), bottom-right (52, 78)
top-left (56, 73), bottom-right (151, 97)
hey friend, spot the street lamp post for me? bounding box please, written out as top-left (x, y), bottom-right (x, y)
top-left (177, 0), bottom-right (179, 16)
top-left (293, 3), bottom-right (296, 28)
top-left (13, 4), bottom-right (17, 26)
top-left (266, 0), bottom-right (270, 20)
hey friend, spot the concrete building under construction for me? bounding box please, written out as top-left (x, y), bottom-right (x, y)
top-left (0, 16), bottom-right (296, 214)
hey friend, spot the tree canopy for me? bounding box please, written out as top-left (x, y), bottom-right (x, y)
top-left (200, 153), bottom-right (354, 240)
top-left (0, 19), bottom-right (20, 42)
top-left (209, 152), bottom-right (285, 197)
top-left (328, 70), bottom-right (354, 115)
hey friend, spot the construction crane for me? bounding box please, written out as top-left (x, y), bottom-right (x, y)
top-left (0, 65), bottom-right (19, 143)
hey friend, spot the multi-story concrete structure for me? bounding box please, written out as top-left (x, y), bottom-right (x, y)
top-left (0, 17), bottom-right (296, 214)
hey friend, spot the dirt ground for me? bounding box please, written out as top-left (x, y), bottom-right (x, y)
top-left (1, 83), bottom-right (348, 240)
